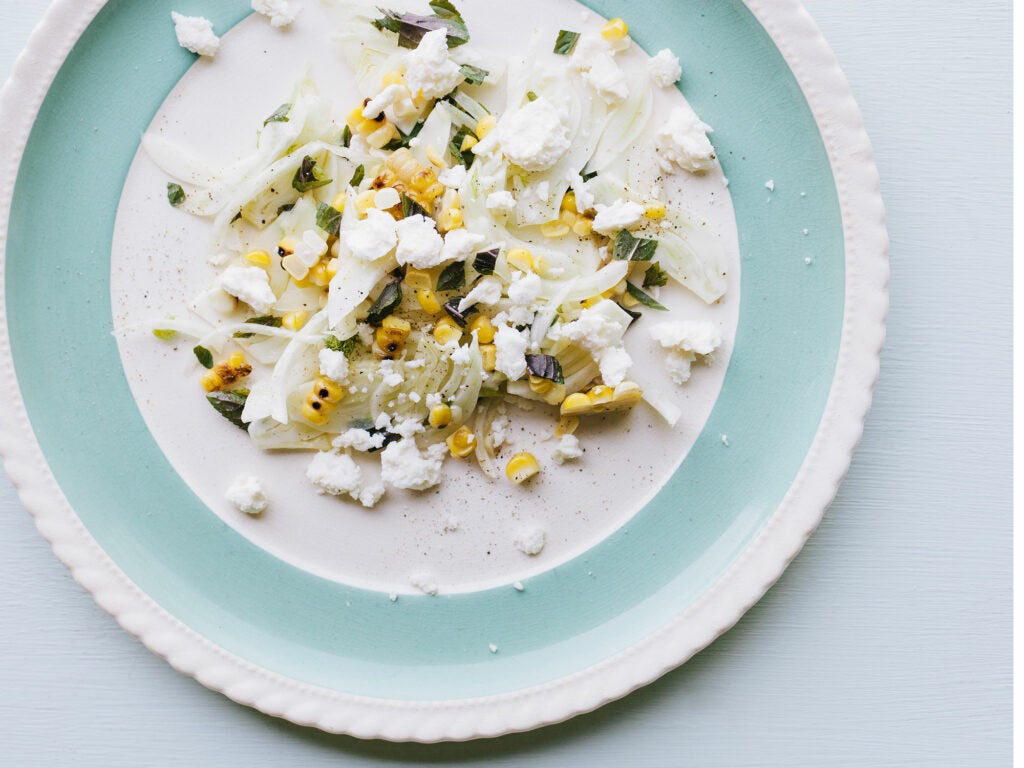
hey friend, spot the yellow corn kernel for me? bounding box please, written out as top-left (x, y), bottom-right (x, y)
top-left (425, 145), bottom-right (446, 168)
top-left (428, 403), bottom-right (453, 429)
top-left (410, 168), bottom-right (438, 193)
top-left (307, 260), bottom-right (333, 287)
top-left (438, 205), bottom-right (463, 232)
top-left (466, 315), bottom-right (495, 344)
top-left (281, 254), bottom-right (310, 281)
top-left (621, 291), bottom-right (640, 309)
top-left (555, 414), bottom-right (580, 437)
top-left (506, 248), bottom-right (535, 273)
top-left (386, 148), bottom-right (420, 182)
top-left (245, 249), bottom-right (271, 267)
top-left (330, 193), bottom-right (347, 212)
top-left (325, 258), bottom-right (340, 278)
top-left (475, 115), bottom-right (497, 139)
top-left (480, 343), bottom-right (497, 372)
top-left (609, 382), bottom-right (644, 410)
top-left (375, 327), bottom-right (404, 352)
top-left (301, 395), bottom-right (331, 425)
top-left (200, 372), bottom-right (223, 392)
top-left (446, 426), bottom-right (477, 458)
top-left (506, 452), bottom-right (540, 484)
top-left (588, 385), bottom-right (615, 407)
top-left (540, 219), bottom-right (571, 238)
top-left (355, 189), bottom-right (378, 216)
top-left (580, 295), bottom-right (603, 309)
top-left (367, 122), bottom-right (399, 150)
top-left (560, 392), bottom-right (594, 416)
top-left (416, 289), bottom-right (443, 315)
top-left (561, 191), bottom-right (578, 214)
top-left (421, 182), bottom-right (446, 203)
top-left (645, 203), bottom-right (667, 220)
top-left (282, 311), bottom-right (307, 331)
top-left (405, 268), bottom-right (432, 292)
top-left (433, 318), bottom-right (463, 346)
top-left (312, 378), bottom-right (345, 405)
top-left (460, 134), bottom-right (478, 153)
top-left (529, 375), bottom-right (555, 395)
top-left (277, 237), bottom-right (297, 256)
top-left (380, 315), bottom-right (412, 342)
top-left (381, 68), bottom-right (406, 86)
top-left (600, 17), bottom-right (629, 41)
top-left (373, 340), bottom-right (404, 360)
top-left (573, 216), bottom-right (594, 237)
top-left (346, 105), bottom-right (379, 135)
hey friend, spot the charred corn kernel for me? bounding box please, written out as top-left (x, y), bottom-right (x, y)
top-left (506, 248), bottom-right (534, 273)
top-left (572, 216), bottom-right (594, 237)
top-left (405, 268), bottom-right (432, 292)
top-left (277, 237), bottom-right (297, 256)
top-left (200, 372), bottom-right (222, 392)
top-left (226, 352), bottom-right (248, 369)
top-left (480, 343), bottom-right (497, 371)
top-left (330, 193), bottom-right (347, 212)
top-left (410, 168), bottom-right (438, 193)
top-left (202, 353), bottom-right (252, 392)
top-left (600, 18), bottom-right (629, 40)
top-left (381, 68), bottom-right (405, 86)
top-left (367, 122), bottom-right (399, 150)
top-left (529, 375), bottom-right (555, 394)
top-left (541, 219), bottom-right (571, 238)
top-left (428, 403), bottom-right (453, 429)
top-left (561, 191), bottom-right (578, 214)
top-left (355, 189), bottom-right (378, 215)
top-left (245, 249), bottom-right (271, 267)
top-left (555, 414), bottom-right (580, 437)
top-left (446, 427), bottom-right (477, 458)
top-left (466, 315), bottom-right (495, 344)
top-left (438, 205), bottom-right (463, 232)
top-left (282, 311), bottom-right (307, 331)
top-left (459, 134), bottom-right (478, 153)
top-left (346, 105), bottom-right (379, 135)
top-left (421, 182), bottom-right (446, 204)
top-left (475, 115), bottom-right (497, 139)
top-left (506, 452), bottom-right (540, 484)
top-left (425, 145), bottom-right (446, 167)
top-left (433, 318), bottom-right (463, 346)
top-left (382, 315), bottom-right (411, 339)
top-left (301, 395), bottom-right (331, 425)
top-left (416, 289), bottom-right (443, 315)
top-left (312, 378), bottom-right (345, 404)
top-left (372, 340), bottom-right (403, 360)
top-left (645, 203), bottom-right (667, 220)
top-left (307, 260), bottom-right (333, 287)
top-left (386, 148), bottom-right (420, 182)
top-left (560, 392), bottom-right (594, 416)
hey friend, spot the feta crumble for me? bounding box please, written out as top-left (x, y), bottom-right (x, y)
top-left (306, 452), bottom-right (363, 496)
top-left (404, 28), bottom-right (464, 101)
top-left (649, 321), bottom-right (722, 384)
top-left (497, 97), bottom-right (571, 172)
top-left (514, 527), bottom-right (547, 557)
top-left (250, 0), bottom-right (299, 28)
top-left (342, 208), bottom-right (397, 262)
top-left (648, 49), bottom-right (682, 87)
top-left (380, 439), bottom-right (448, 491)
top-left (656, 103), bottom-right (717, 174)
top-left (551, 434), bottom-right (584, 465)
top-left (225, 475), bottom-right (267, 516)
top-left (494, 324), bottom-right (529, 380)
top-left (318, 348), bottom-right (350, 383)
top-left (592, 199), bottom-right (645, 235)
top-left (395, 215), bottom-right (445, 269)
top-left (218, 266), bottom-right (277, 314)
top-left (171, 12), bottom-right (220, 58)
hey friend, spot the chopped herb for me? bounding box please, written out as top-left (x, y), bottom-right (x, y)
top-left (367, 428), bottom-right (402, 453)
top-left (207, 389), bottom-right (250, 430)
top-left (612, 229), bottom-right (659, 262)
top-left (263, 103), bottom-right (291, 126)
top-left (449, 126), bottom-right (475, 169)
top-left (437, 261), bottom-right (467, 291)
top-left (401, 193), bottom-right (429, 219)
top-left (525, 354), bottom-right (564, 384)
top-left (554, 30), bottom-right (581, 55)
top-left (193, 345), bottom-right (214, 369)
top-left (233, 315), bottom-right (283, 339)
top-left (152, 328), bottom-right (177, 341)
top-left (349, 164), bottom-right (365, 188)
top-left (316, 202), bottom-right (343, 236)
top-left (526, 91), bottom-right (538, 102)
top-left (341, 124), bottom-right (352, 148)
top-left (292, 155), bottom-right (332, 192)
top-left (472, 248), bottom-right (499, 275)
top-left (580, 168), bottom-right (599, 182)
top-left (443, 298), bottom-right (478, 326)
top-left (277, 203), bottom-right (296, 217)
top-left (625, 282), bottom-right (668, 311)
top-left (372, 0), bottom-right (469, 50)
top-left (460, 63), bottom-right (489, 85)
top-left (621, 305), bottom-right (643, 324)
top-left (324, 334), bottom-right (358, 357)
top-left (167, 182), bottom-right (186, 207)
top-left (643, 262), bottom-right (669, 288)
top-left (366, 280), bottom-right (403, 325)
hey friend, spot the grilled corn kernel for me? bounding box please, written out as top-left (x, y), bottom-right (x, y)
top-left (405, 268), bottom-right (432, 292)
top-left (313, 378), bottom-right (345, 404)
top-left (380, 315), bottom-right (412, 342)
top-left (466, 315), bottom-right (496, 344)
top-left (301, 395), bottom-right (331, 425)
top-left (381, 68), bottom-right (405, 86)
top-left (439, 205), bottom-right (463, 232)
top-left (540, 219), bottom-right (571, 238)
top-left (588, 385), bottom-right (615, 407)
top-left (433, 318), bottom-right (463, 346)
top-left (560, 392), bottom-right (594, 416)
top-left (428, 403), bottom-right (453, 429)
top-left (529, 375), bottom-right (555, 395)
top-left (346, 105), bottom-right (378, 135)
top-left (367, 122), bottom-right (399, 150)
top-left (202, 353), bottom-right (252, 392)
top-left (277, 237), bottom-right (297, 256)
top-left (645, 203), bottom-right (667, 220)
top-left (475, 115), bottom-right (497, 139)
top-left (330, 193), bottom-right (347, 212)
top-left (416, 289), bottom-right (443, 315)
top-left (459, 134), bottom-right (479, 153)
top-left (506, 452), bottom-right (540, 484)
top-left (245, 249), bottom-right (271, 267)
top-left (410, 168), bottom-right (438, 193)
top-left (506, 248), bottom-right (535, 273)
top-left (600, 18), bottom-right (629, 41)
top-left (561, 191), bottom-right (578, 214)
top-left (421, 182), bottom-right (446, 203)
top-left (355, 189), bottom-right (378, 216)
top-left (282, 311), bottom-right (308, 331)
top-left (555, 414), bottom-right (580, 437)
top-left (446, 427), bottom-right (477, 458)
top-left (308, 260), bottom-right (333, 287)
top-left (480, 343), bottom-right (497, 372)
top-left (200, 372), bottom-right (222, 392)
top-left (386, 148), bottom-right (420, 182)
top-left (572, 216), bottom-right (594, 237)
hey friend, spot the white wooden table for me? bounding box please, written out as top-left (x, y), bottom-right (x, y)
top-left (0, 1), bottom-right (1011, 765)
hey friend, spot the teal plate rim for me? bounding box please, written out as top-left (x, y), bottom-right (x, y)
top-left (0, 0), bottom-right (888, 743)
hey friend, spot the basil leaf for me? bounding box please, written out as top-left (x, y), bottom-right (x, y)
top-left (193, 345), bottom-right (214, 369)
top-left (437, 261), bottom-right (467, 292)
top-left (443, 298), bottom-right (477, 327)
top-left (341, 125), bottom-right (352, 148)
top-left (207, 389), bottom-right (250, 430)
top-left (472, 248), bottom-right (499, 275)
top-left (366, 280), bottom-right (403, 325)
top-left (233, 315), bottom-right (283, 339)
top-left (460, 63), bottom-right (488, 85)
top-left (580, 168), bottom-right (598, 182)
top-left (554, 30), bottom-right (580, 55)
top-left (167, 182), bottom-right (186, 207)
top-left (525, 354), bottom-right (564, 384)
top-left (625, 282), bottom-right (668, 311)
top-left (401, 193), bottom-right (429, 219)
top-left (612, 229), bottom-right (659, 262)
top-left (372, 1), bottom-right (469, 50)
top-left (324, 334), bottom-right (358, 356)
top-left (643, 262), bottom-right (669, 288)
top-left (316, 202), bottom-right (343, 236)
top-left (292, 155), bottom-right (332, 192)
top-left (349, 164), bottom-right (365, 188)
top-left (449, 126), bottom-right (475, 169)
top-left (263, 103), bottom-right (291, 126)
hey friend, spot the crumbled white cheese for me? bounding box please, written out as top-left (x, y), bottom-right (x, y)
top-left (318, 348), bottom-right (350, 383)
top-left (357, 481), bottom-right (386, 508)
top-left (514, 527), bottom-right (547, 556)
top-left (395, 214), bottom-right (445, 269)
top-left (571, 34), bottom-right (612, 69)
top-left (410, 574), bottom-right (439, 596)
top-left (648, 48), bottom-right (682, 87)
top-left (551, 434), bottom-right (584, 465)
top-left (442, 514), bottom-right (460, 532)
top-left (599, 345), bottom-right (633, 387)
top-left (498, 97), bottom-right (571, 172)
top-left (459, 276), bottom-right (503, 312)
top-left (656, 104), bottom-right (716, 174)
top-left (306, 452), bottom-right (363, 496)
top-left (333, 428), bottom-right (386, 452)
top-left (513, 581), bottom-right (525, 592)
top-left (225, 475), bottom-right (267, 516)
top-left (343, 208), bottom-right (397, 262)
top-left (404, 28), bottom-right (464, 100)
top-left (450, 344), bottom-right (473, 366)
top-left (362, 84), bottom-right (416, 122)
top-left (374, 187), bottom-right (402, 210)
top-left (218, 266), bottom-right (277, 314)
top-left (592, 199), bottom-right (645, 235)
top-left (494, 324), bottom-right (529, 380)
top-left (171, 13), bottom-right (220, 57)
top-left (437, 165), bottom-right (468, 188)
top-left (380, 439), bottom-right (448, 491)
top-left (442, 228), bottom-right (486, 263)
top-left (508, 270), bottom-right (543, 307)
top-left (486, 191), bottom-right (516, 212)
top-left (488, 644), bottom-right (499, 654)
top-left (556, 300), bottom-right (632, 354)
top-left (583, 53), bottom-right (629, 102)
top-left (377, 360), bottom-right (405, 388)
top-left (765, 179), bottom-right (776, 192)
top-left (426, 393), bottom-right (443, 409)
top-left (250, 0), bottom-right (299, 28)
top-left (649, 321), bottom-right (722, 384)
top-left (489, 413), bottom-right (510, 449)
top-left (393, 416), bottom-right (426, 439)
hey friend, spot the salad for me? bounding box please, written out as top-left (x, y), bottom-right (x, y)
top-left (149, 0), bottom-right (727, 511)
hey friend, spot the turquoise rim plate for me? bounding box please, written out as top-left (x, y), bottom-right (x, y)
top-left (0, 0), bottom-right (888, 742)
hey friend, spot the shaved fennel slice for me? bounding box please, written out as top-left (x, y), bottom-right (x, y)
top-left (589, 77), bottom-right (654, 174)
top-left (248, 418), bottom-right (335, 451)
top-left (528, 260), bottom-right (630, 347)
top-left (409, 104), bottom-right (452, 168)
top-left (658, 228), bottom-right (728, 304)
top-left (326, 253), bottom-right (400, 334)
top-left (268, 310), bottom-right (328, 424)
top-left (472, 400), bottom-right (502, 480)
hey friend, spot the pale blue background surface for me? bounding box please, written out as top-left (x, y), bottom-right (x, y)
top-left (0, 1), bottom-right (1011, 766)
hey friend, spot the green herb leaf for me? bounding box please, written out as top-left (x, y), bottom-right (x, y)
top-left (473, 248), bottom-right (499, 275)
top-left (193, 345), bottom-right (214, 369)
top-left (167, 182), bottom-right (186, 207)
top-left (643, 262), bottom-right (669, 288)
top-left (349, 164), bottom-right (365, 188)
top-left (443, 297), bottom-right (477, 326)
top-left (401, 193), bottom-right (429, 219)
top-left (372, 1), bottom-right (469, 50)
top-left (449, 126), bottom-right (475, 169)
top-left (263, 103), bottom-right (291, 126)
top-left (612, 229), bottom-right (659, 262)
top-left (292, 155), bottom-right (332, 192)
top-left (366, 280), bottom-right (403, 325)
top-left (324, 334), bottom-right (358, 357)
top-left (316, 202), bottom-right (343, 236)
top-left (554, 30), bottom-right (580, 55)
top-left (437, 261), bottom-right (467, 292)
top-left (152, 328), bottom-right (177, 341)
top-left (232, 316), bottom-right (282, 339)
top-left (341, 124), bottom-right (353, 148)
top-left (276, 203), bottom-right (295, 216)
top-left (206, 389), bottom-right (250, 430)
top-left (460, 63), bottom-right (489, 85)
top-left (525, 354), bottom-right (564, 384)
top-left (526, 91), bottom-right (538, 102)
top-left (625, 282), bottom-right (668, 311)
